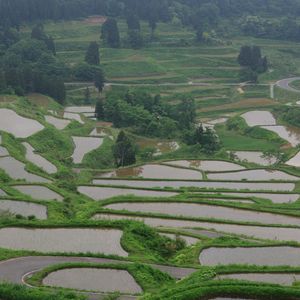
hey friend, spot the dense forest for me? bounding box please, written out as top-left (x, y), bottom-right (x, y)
top-left (2, 0), bottom-right (300, 27)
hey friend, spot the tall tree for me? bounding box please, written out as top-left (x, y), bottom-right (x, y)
top-left (84, 87), bottom-right (91, 104)
top-left (85, 42), bottom-right (100, 65)
top-left (113, 131), bottom-right (136, 167)
top-left (31, 23), bottom-right (56, 55)
top-left (94, 69), bottom-right (105, 92)
top-left (95, 98), bottom-right (105, 120)
top-left (101, 18), bottom-right (120, 48)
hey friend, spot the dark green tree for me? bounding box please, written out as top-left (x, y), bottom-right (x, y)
top-left (113, 131), bottom-right (136, 167)
top-left (31, 24), bottom-right (56, 55)
top-left (84, 87), bottom-right (91, 104)
top-left (94, 69), bottom-right (105, 92)
top-left (85, 42), bottom-right (100, 65)
top-left (126, 14), bottom-right (140, 31)
top-left (177, 97), bottom-right (196, 129)
top-left (95, 98), bottom-right (105, 120)
top-left (101, 18), bottom-right (120, 48)
top-left (128, 30), bottom-right (144, 49)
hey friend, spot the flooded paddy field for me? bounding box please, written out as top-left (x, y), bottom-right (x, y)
top-left (217, 273), bottom-right (300, 286)
top-left (230, 151), bottom-right (277, 166)
top-left (63, 112), bottom-right (84, 124)
top-left (78, 186), bottom-right (178, 201)
top-left (0, 228), bottom-right (127, 256)
top-left (92, 179), bottom-right (295, 192)
top-left (93, 213), bottom-right (300, 243)
top-left (164, 160), bottom-right (245, 172)
top-left (71, 137), bottom-right (103, 164)
top-left (286, 151), bottom-right (300, 167)
top-left (0, 157), bottom-right (50, 183)
top-left (13, 185), bottom-right (63, 201)
top-left (241, 111), bottom-right (276, 127)
top-left (205, 192), bottom-right (299, 204)
top-left (207, 169), bottom-right (299, 181)
top-left (45, 115), bottom-right (70, 130)
top-left (102, 164), bottom-right (202, 180)
top-left (0, 109), bottom-right (44, 138)
top-left (43, 268), bottom-right (142, 293)
top-left (0, 200), bottom-right (47, 219)
top-left (104, 202), bottom-right (300, 226)
top-left (200, 246), bottom-right (300, 266)
top-left (23, 142), bottom-right (57, 174)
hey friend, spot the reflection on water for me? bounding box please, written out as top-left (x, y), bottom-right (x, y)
top-left (0, 228), bottom-right (127, 256)
top-left (43, 268), bottom-right (142, 293)
top-left (200, 246), bottom-right (300, 266)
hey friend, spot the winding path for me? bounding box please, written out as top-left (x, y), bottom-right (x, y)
top-left (276, 77), bottom-right (300, 93)
top-left (0, 256), bottom-right (196, 299)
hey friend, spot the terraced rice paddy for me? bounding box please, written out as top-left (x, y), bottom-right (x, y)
top-left (242, 111), bottom-right (276, 127)
top-left (0, 200), bottom-right (47, 219)
top-left (45, 115), bottom-right (70, 130)
top-left (71, 137), bottom-right (103, 164)
top-left (43, 268), bottom-right (142, 293)
top-left (230, 151), bottom-right (277, 166)
top-left (13, 185), bottom-right (63, 201)
top-left (63, 112), bottom-right (84, 124)
top-left (104, 202), bottom-right (300, 226)
top-left (0, 228), bottom-right (127, 256)
top-left (200, 247), bottom-right (300, 266)
top-left (207, 169), bottom-right (299, 181)
top-left (206, 192), bottom-right (299, 203)
top-left (102, 164), bottom-right (203, 180)
top-left (0, 157), bottom-right (50, 183)
top-left (0, 109), bottom-right (44, 138)
top-left (164, 160), bottom-right (245, 171)
top-left (217, 273), bottom-right (300, 286)
top-left (92, 179), bottom-right (295, 191)
top-left (93, 213), bottom-right (300, 242)
top-left (286, 151), bottom-right (300, 167)
top-left (78, 186), bottom-right (178, 200)
top-left (23, 142), bottom-right (57, 174)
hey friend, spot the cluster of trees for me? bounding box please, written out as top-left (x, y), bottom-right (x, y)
top-left (238, 46), bottom-right (268, 83)
top-left (241, 16), bottom-right (300, 42)
top-left (0, 26), bottom-right (66, 102)
top-left (274, 106), bottom-right (300, 128)
top-left (95, 90), bottom-right (198, 138)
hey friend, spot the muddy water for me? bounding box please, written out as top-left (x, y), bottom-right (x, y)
top-left (218, 273), bottom-right (300, 286)
top-left (0, 228), bottom-right (127, 256)
top-left (0, 109), bottom-right (44, 138)
top-left (63, 112), bottom-right (84, 124)
top-left (65, 106), bottom-right (95, 113)
top-left (231, 151), bottom-right (277, 166)
top-left (14, 185), bottom-right (63, 201)
top-left (78, 186), bottom-right (177, 201)
top-left (242, 111), bottom-right (276, 127)
top-left (165, 160), bottom-right (245, 172)
top-left (92, 179), bottom-right (295, 192)
top-left (105, 202), bottom-right (300, 226)
top-left (0, 157), bottom-right (50, 183)
top-left (93, 213), bottom-right (300, 243)
top-left (102, 164), bottom-right (202, 180)
top-left (207, 192), bottom-right (299, 204)
top-left (71, 137), bottom-right (103, 164)
top-left (0, 146), bottom-right (9, 157)
top-left (200, 246), bottom-right (300, 266)
top-left (160, 233), bottom-right (199, 246)
top-left (43, 268), bottom-right (142, 293)
top-left (261, 125), bottom-right (300, 147)
top-left (286, 151), bottom-right (300, 167)
top-left (45, 116), bottom-right (70, 130)
top-left (0, 200), bottom-right (47, 219)
top-left (207, 169), bottom-right (299, 181)
top-left (23, 143), bottom-right (57, 174)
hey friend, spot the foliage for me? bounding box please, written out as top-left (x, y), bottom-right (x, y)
top-left (113, 131), bottom-right (136, 167)
top-left (101, 18), bottom-right (121, 48)
top-left (85, 41), bottom-right (100, 65)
